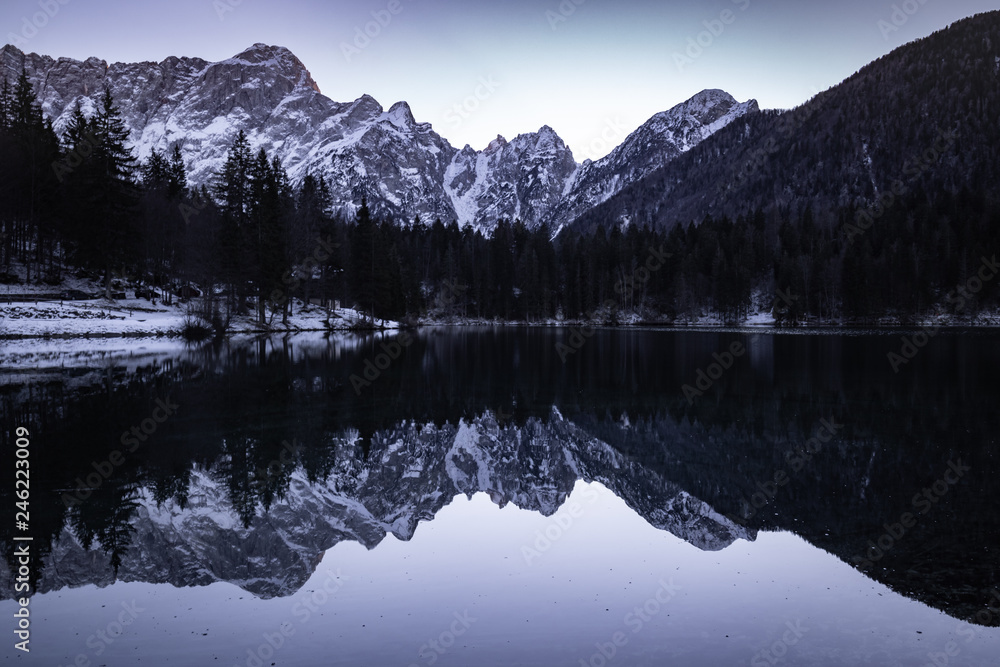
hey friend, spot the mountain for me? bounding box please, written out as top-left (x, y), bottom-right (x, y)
top-left (444, 127), bottom-right (578, 229)
top-left (544, 89), bottom-right (757, 233)
top-left (444, 91), bottom-right (758, 232)
top-left (0, 42), bottom-right (755, 233)
top-left (569, 10), bottom-right (1000, 233)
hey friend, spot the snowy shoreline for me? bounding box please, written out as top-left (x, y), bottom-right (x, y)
top-left (0, 296), bottom-right (401, 340)
top-left (5, 296), bottom-right (1000, 340)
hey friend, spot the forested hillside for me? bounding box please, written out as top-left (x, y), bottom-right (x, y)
top-left (2, 12), bottom-right (1000, 328)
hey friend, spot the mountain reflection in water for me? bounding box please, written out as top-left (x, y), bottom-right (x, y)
top-left (2, 328), bottom-right (999, 630)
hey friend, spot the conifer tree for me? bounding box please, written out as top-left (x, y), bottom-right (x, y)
top-left (168, 144), bottom-right (187, 199)
top-left (90, 85), bottom-right (138, 297)
top-left (1, 70), bottom-right (60, 281)
top-left (214, 130), bottom-right (253, 310)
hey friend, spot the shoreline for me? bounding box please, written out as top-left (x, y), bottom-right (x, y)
top-left (5, 292), bottom-right (1000, 341)
top-left (5, 318), bottom-right (1000, 341)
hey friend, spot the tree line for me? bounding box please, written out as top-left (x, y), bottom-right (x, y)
top-left (1, 74), bottom-right (998, 328)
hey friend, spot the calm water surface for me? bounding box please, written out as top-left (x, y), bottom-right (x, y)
top-left (1, 327), bottom-right (999, 666)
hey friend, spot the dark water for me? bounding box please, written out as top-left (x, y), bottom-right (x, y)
top-left (1, 328), bottom-right (999, 666)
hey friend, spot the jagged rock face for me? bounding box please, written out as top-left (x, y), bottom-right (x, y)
top-left (444, 127), bottom-right (580, 230)
top-left (0, 43), bottom-right (755, 233)
top-left (3, 410), bottom-right (750, 600)
top-left (325, 98), bottom-right (460, 224)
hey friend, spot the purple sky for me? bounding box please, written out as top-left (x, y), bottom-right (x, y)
top-left (2, 0), bottom-right (996, 160)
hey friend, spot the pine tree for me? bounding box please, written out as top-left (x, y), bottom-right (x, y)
top-left (1, 70), bottom-right (60, 282)
top-left (11, 69), bottom-right (44, 134)
top-left (90, 85), bottom-right (138, 298)
top-left (214, 130), bottom-right (253, 311)
top-left (350, 198), bottom-right (377, 321)
top-left (294, 173), bottom-right (332, 309)
top-left (141, 148), bottom-right (170, 189)
top-left (0, 78), bottom-right (11, 268)
top-left (58, 87), bottom-right (138, 297)
top-left (56, 103), bottom-right (99, 262)
top-left (168, 144), bottom-right (187, 199)
top-left (0, 78), bottom-right (11, 131)
top-left (137, 145), bottom-right (188, 291)
top-left (248, 151), bottom-right (290, 324)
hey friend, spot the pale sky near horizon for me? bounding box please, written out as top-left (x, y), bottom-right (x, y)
top-left (1, 0), bottom-right (996, 160)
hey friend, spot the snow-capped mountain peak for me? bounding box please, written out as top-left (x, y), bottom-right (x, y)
top-left (386, 100), bottom-right (416, 128)
top-left (485, 134), bottom-right (508, 152)
top-left (542, 89), bottom-right (759, 231)
top-left (225, 43), bottom-right (321, 93)
top-left (3, 42), bottom-right (757, 234)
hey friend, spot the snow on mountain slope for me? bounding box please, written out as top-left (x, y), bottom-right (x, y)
top-left (444, 126), bottom-right (578, 229)
top-left (0, 43), bottom-right (756, 234)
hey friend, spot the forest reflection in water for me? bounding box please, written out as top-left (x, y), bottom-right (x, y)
top-left (1, 328), bottom-right (999, 657)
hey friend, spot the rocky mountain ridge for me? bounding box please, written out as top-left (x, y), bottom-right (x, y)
top-left (568, 10), bottom-right (1000, 233)
top-left (0, 42), bottom-right (756, 234)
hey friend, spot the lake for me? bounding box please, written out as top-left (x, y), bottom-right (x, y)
top-left (2, 327), bottom-right (999, 666)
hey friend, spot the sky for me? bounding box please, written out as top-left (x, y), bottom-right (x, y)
top-left (1, 0), bottom-right (996, 161)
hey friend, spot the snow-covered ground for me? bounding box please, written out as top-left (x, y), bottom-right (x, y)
top-left (4, 265), bottom-right (1000, 339)
top-left (1, 297), bottom-right (186, 337)
top-left (1, 258), bottom-right (402, 338)
top-left (8, 293), bottom-right (1000, 339)
top-left (0, 295), bottom-right (398, 339)
top-left (0, 254), bottom-right (409, 336)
